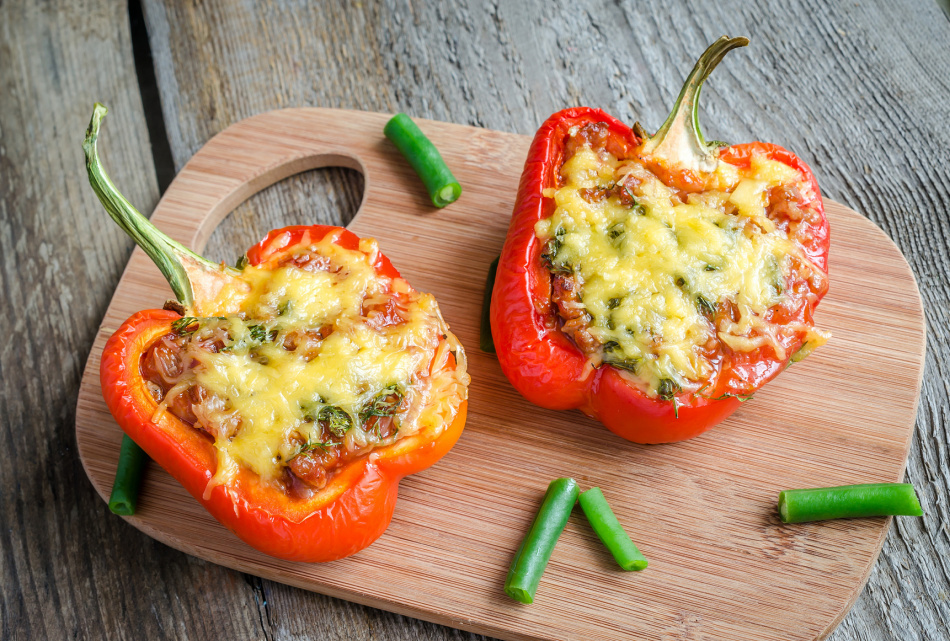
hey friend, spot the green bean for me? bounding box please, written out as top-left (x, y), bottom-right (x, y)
top-left (480, 256), bottom-right (499, 353)
top-left (504, 477), bottom-right (579, 604)
top-left (384, 113), bottom-right (461, 207)
top-left (578, 487), bottom-right (648, 571)
top-left (108, 435), bottom-right (148, 515)
top-left (778, 483), bottom-right (923, 524)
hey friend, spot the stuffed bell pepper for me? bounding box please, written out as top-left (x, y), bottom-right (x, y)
top-left (85, 104), bottom-right (470, 562)
top-left (490, 37), bottom-right (829, 444)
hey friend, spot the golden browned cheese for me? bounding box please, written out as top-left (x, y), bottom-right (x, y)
top-left (152, 231), bottom-right (469, 493)
top-left (535, 140), bottom-right (828, 397)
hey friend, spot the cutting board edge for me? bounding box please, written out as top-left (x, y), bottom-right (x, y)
top-left (74, 107), bottom-right (927, 641)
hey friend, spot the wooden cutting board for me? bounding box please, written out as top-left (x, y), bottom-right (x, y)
top-left (75, 108), bottom-right (925, 641)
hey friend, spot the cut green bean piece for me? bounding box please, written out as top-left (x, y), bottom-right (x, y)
top-left (578, 487), bottom-right (648, 571)
top-left (384, 113), bottom-right (461, 207)
top-left (480, 256), bottom-right (499, 353)
top-left (504, 477), bottom-right (579, 604)
top-left (778, 483), bottom-right (923, 524)
top-left (108, 435), bottom-right (148, 515)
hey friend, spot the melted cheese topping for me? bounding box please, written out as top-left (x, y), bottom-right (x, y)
top-left (156, 231), bottom-right (468, 493)
top-left (535, 139), bottom-right (826, 396)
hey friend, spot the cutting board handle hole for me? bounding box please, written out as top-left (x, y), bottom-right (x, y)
top-left (195, 165), bottom-right (365, 264)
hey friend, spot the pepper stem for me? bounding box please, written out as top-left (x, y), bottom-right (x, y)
top-left (83, 103), bottom-right (239, 311)
top-left (639, 36), bottom-right (749, 174)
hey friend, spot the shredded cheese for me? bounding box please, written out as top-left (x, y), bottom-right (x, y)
top-left (535, 139), bottom-right (826, 397)
top-left (157, 231), bottom-right (469, 493)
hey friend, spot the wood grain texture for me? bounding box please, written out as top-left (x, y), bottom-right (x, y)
top-left (0, 1), bottom-right (178, 639)
top-left (75, 109), bottom-right (925, 641)
top-left (5, 0), bottom-right (950, 639)
top-left (134, 1), bottom-right (950, 639)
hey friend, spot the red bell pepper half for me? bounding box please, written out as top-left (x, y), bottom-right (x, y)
top-left (85, 104), bottom-right (468, 562)
top-left (490, 37), bottom-right (829, 444)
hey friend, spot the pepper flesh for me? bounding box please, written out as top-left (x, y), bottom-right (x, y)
top-left (490, 37), bottom-right (829, 443)
top-left (88, 104), bottom-right (468, 562)
top-left (102, 298), bottom-right (467, 562)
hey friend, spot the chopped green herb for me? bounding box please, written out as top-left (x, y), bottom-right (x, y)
top-left (235, 254), bottom-right (248, 270)
top-left (300, 402), bottom-right (353, 437)
top-left (172, 316), bottom-right (199, 335)
top-left (790, 341), bottom-right (814, 363)
top-left (319, 406), bottom-right (352, 437)
top-left (607, 222), bottom-right (625, 244)
top-left (248, 324), bottom-right (268, 342)
top-left (540, 239), bottom-right (558, 268)
top-left (697, 387), bottom-right (755, 403)
top-left (294, 439), bottom-right (336, 459)
top-left (372, 419), bottom-right (399, 441)
top-left (657, 378), bottom-right (681, 401)
top-left (607, 297), bottom-right (622, 310)
top-left (239, 323), bottom-right (278, 347)
top-left (604, 352), bottom-right (637, 374)
top-left (541, 228), bottom-right (572, 274)
top-left (360, 385), bottom-right (404, 422)
top-left (696, 295), bottom-right (716, 316)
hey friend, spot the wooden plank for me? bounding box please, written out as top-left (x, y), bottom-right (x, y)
top-left (0, 3), bottom-right (318, 640)
top-left (136, 1), bottom-right (950, 639)
top-left (0, 0), bottom-right (939, 639)
top-left (76, 108), bottom-right (925, 641)
top-left (0, 1), bottom-right (221, 639)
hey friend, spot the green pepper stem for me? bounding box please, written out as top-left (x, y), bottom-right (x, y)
top-left (83, 103), bottom-right (237, 309)
top-left (639, 36), bottom-right (749, 174)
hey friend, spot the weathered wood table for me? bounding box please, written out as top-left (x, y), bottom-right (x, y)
top-left (3, 1), bottom-right (949, 639)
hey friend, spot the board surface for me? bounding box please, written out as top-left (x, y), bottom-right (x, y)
top-left (75, 109), bottom-right (926, 641)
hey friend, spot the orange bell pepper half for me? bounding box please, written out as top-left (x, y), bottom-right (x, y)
top-left (85, 104), bottom-right (468, 562)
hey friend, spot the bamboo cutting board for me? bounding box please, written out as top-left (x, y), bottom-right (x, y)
top-left (75, 109), bottom-right (925, 641)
